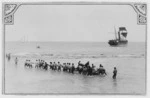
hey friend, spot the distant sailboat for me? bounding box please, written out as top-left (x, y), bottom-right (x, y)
top-left (20, 36), bottom-right (28, 43)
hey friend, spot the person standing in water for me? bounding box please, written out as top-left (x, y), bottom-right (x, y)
top-left (15, 57), bottom-right (18, 65)
top-left (113, 67), bottom-right (117, 79)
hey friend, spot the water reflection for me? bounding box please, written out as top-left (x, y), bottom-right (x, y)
top-left (112, 78), bottom-right (118, 92)
top-left (113, 79), bottom-right (117, 86)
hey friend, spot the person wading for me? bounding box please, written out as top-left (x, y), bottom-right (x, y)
top-left (113, 67), bottom-right (117, 79)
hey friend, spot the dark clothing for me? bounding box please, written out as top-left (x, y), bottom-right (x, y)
top-left (78, 66), bottom-right (83, 74)
top-left (71, 66), bottom-right (75, 74)
top-left (87, 66), bottom-right (92, 76)
top-left (85, 62), bottom-right (89, 67)
top-left (58, 66), bottom-right (61, 71)
top-left (113, 69), bottom-right (117, 79)
top-left (44, 63), bottom-right (48, 70)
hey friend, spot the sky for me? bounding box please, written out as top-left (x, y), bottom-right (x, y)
top-left (5, 4), bottom-right (146, 42)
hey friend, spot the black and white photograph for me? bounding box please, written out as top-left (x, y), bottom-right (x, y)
top-left (2, 1), bottom-right (147, 95)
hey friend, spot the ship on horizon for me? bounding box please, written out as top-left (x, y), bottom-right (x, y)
top-left (108, 27), bottom-right (128, 46)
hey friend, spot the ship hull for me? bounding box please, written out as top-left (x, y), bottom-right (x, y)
top-left (108, 40), bottom-right (128, 46)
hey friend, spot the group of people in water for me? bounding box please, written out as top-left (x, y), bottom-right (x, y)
top-left (24, 59), bottom-right (117, 79)
top-left (6, 53), bottom-right (117, 79)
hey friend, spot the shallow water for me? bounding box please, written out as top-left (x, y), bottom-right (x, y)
top-left (4, 42), bottom-right (146, 94)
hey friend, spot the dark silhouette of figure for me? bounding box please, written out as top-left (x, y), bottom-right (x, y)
top-left (113, 67), bottom-right (117, 79)
top-left (43, 62), bottom-right (48, 70)
top-left (6, 53), bottom-right (11, 61)
top-left (87, 65), bottom-right (92, 76)
top-left (91, 64), bottom-right (96, 75)
top-left (98, 64), bottom-right (107, 75)
top-left (58, 62), bottom-right (61, 71)
top-left (15, 57), bottom-right (18, 65)
top-left (71, 63), bottom-right (75, 74)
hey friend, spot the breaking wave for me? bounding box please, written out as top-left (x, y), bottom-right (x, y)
top-left (10, 52), bottom-right (145, 59)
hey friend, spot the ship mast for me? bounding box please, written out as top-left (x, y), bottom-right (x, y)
top-left (114, 26), bottom-right (117, 39)
top-left (20, 36), bottom-right (28, 43)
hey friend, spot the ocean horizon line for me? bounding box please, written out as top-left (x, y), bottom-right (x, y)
top-left (5, 41), bottom-right (145, 43)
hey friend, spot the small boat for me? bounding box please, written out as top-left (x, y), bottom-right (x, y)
top-left (108, 27), bottom-right (128, 46)
top-left (37, 46), bottom-right (40, 49)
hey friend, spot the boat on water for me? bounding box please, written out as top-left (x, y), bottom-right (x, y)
top-left (37, 46), bottom-right (40, 49)
top-left (108, 27), bottom-right (128, 46)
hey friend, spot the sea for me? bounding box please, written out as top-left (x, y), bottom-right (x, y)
top-left (4, 42), bottom-right (146, 94)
